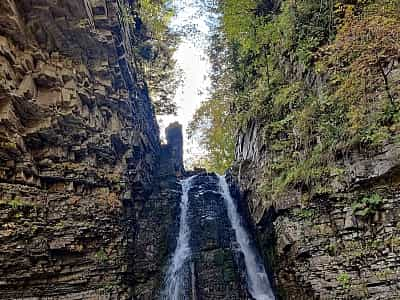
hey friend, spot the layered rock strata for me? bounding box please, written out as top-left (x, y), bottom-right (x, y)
top-left (233, 124), bottom-right (400, 299)
top-left (0, 0), bottom-right (169, 298)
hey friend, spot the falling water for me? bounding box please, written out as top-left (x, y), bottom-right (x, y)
top-left (161, 176), bottom-right (195, 300)
top-left (218, 175), bottom-right (275, 300)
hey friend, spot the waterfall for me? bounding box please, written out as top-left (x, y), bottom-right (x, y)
top-left (218, 175), bottom-right (275, 300)
top-left (161, 176), bottom-right (195, 300)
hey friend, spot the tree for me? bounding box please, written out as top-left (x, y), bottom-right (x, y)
top-left (188, 28), bottom-right (235, 174)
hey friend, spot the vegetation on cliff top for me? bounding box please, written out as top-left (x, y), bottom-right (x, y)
top-left (190, 0), bottom-right (400, 200)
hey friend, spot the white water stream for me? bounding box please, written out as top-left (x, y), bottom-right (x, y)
top-left (218, 175), bottom-right (275, 300)
top-left (162, 174), bottom-right (275, 299)
top-left (162, 176), bottom-right (195, 300)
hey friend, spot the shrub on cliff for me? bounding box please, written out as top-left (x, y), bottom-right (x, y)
top-left (191, 0), bottom-right (400, 201)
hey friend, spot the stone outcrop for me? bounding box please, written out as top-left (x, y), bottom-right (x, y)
top-left (3, 0), bottom-right (399, 299)
top-left (130, 132), bottom-right (183, 299)
top-left (233, 124), bottom-right (400, 299)
top-left (160, 122), bottom-right (184, 178)
top-left (0, 0), bottom-right (174, 298)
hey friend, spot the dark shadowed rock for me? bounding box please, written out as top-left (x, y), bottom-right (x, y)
top-left (0, 0), bottom-right (177, 299)
top-left (161, 122), bottom-right (184, 177)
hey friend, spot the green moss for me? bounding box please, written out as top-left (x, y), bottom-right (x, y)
top-left (352, 193), bottom-right (383, 217)
top-left (14, 212), bottom-right (23, 219)
top-left (95, 249), bottom-right (108, 263)
top-left (213, 250), bottom-right (225, 266)
top-left (223, 267), bottom-right (236, 282)
top-left (387, 237), bottom-right (400, 249)
top-left (326, 243), bottom-right (337, 256)
top-left (0, 141), bottom-right (18, 150)
top-left (375, 269), bottom-right (393, 281)
top-left (276, 286), bottom-right (289, 299)
top-left (54, 221), bottom-right (65, 230)
top-left (213, 250), bottom-right (236, 282)
top-left (293, 208), bottom-right (315, 219)
top-left (100, 282), bottom-right (118, 295)
top-left (337, 272), bottom-right (351, 289)
top-left (0, 197), bottom-right (34, 209)
top-left (30, 224), bottom-right (38, 235)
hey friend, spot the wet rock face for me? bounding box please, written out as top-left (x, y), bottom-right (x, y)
top-left (189, 175), bottom-right (244, 300)
top-left (234, 122), bottom-right (400, 298)
top-left (0, 0), bottom-right (168, 298)
top-left (163, 174), bottom-right (253, 299)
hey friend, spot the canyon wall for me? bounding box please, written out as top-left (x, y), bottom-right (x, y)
top-left (0, 0), bottom-right (178, 298)
top-left (223, 1), bottom-right (400, 298)
top-left (232, 62), bottom-right (400, 300)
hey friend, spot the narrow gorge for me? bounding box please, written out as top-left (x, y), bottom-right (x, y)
top-left (1, 0), bottom-right (400, 300)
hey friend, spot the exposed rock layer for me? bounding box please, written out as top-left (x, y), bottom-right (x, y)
top-left (0, 0), bottom-right (176, 298)
top-left (233, 124), bottom-right (400, 299)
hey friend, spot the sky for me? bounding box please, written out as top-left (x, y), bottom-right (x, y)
top-left (157, 0), bottom-right (213, 167)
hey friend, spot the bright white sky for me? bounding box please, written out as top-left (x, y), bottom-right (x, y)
top-left (157, 0), bottom-right (213, 167)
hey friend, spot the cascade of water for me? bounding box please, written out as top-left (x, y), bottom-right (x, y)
top-left (218, 175), bottom-right (275, 300)
top-left (162, 176), bottom-right (195, 300)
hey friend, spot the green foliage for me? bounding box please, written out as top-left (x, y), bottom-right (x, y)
top-left (138, 0), bottom-right (174, 39)
top-left (137, 37), bottom-right (180, 115)
top-left (352, 193), bottom-right (383, 217)
top-left (222, 0), bottom-right (258, 52)
top-left (188, 30), bottom-right (235, 174)
top-left (337, 272), bottom-right (351, 289)
top-left (0, 197), bottom-right (34, 209)
top-left (95, 249), bottom-right (108, 263)
top-left (200, 0), bottom-right (400, 202)
top-left (324, 4), bottom-right (400, 146)
top-left (136, 0), bottom-right (180, 115)
top-left (188, 98), bottom-right (235, 174)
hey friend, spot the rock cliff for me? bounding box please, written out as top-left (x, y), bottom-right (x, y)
top-left (0, 0), bottom-right (177, 298)
top-left (233, 89), bottom-right (400, 300)
top-left (225, 1), bottom-right (400, 298)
